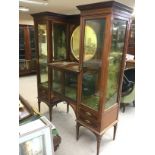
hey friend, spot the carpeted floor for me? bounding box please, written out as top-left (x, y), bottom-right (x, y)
top-left (19, 75), bottom-right (135, 155)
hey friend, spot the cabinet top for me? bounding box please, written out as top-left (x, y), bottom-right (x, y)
top-left (48, 61), bottom-right (81, 73)
top-left (31, 11), bottom-right (68, 18)
top-left (77, 1), bottom-right (133, 13)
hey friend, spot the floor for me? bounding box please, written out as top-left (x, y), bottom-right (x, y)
top-left (19, 75), bottom-right (135, 155)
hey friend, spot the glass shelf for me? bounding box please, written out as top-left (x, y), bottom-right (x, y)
top-left (49, 61), bottom-right (80, 73)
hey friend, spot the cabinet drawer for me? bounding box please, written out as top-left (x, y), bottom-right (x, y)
top-left (78, 115), bottom-right (99, 129)
top-left (78, 105), bottom-right (99, 129)
top-left (78, 105), bottom-right (98, 121)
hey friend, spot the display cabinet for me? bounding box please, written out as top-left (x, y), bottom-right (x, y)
top-left (75, 2), bottom-right (132, 155)
top-left (31, 12), bottom-right (80, 120)
top-left (32, 1), bottom-right (132, 154)
top-left (19, 25), bottom-right (36, 76)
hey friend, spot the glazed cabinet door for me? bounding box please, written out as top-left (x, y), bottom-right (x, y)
top-left (78, 17), bottom-right (107, 130)
top-left (80, 18), bottom-right (106, 111)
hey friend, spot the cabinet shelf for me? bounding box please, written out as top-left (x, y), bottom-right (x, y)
top-left (49, 61), bottom-right (80, 73)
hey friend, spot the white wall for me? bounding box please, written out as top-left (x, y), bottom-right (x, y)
top-left (19, 13), bottom-right (34, 25)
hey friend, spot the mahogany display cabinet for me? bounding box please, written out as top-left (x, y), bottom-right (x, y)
top-left (48, 1), bottom-right (132, 155)
top-left (32, 1), bottom-right (132, 154)
top-left (31, 12), bottom-right (80, 121)
top-left (76, 2), bottom-right (132, 155)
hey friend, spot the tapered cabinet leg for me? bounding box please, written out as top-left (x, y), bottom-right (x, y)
top-left (113, 124), bottom-right (117, 140)
top-left (49, 106), bottom-right (53, 121)
top-left (95, 134), bottom-right (101, 155)
top-left (76, 122), bottom-right (80, 140)
top-left (67, 103), bottom-right (69, 113)
top-left (38, 100), bottom-right (41, 112)
top-left (122, 104), bottom-right (125, 113)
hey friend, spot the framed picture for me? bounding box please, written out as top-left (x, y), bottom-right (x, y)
top-left (19, 119), bottom-right (54, 155)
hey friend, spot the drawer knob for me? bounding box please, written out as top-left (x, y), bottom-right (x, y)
top-left (86, 112), bottom-right (91, 116)
top-left (85, 120), bottom-right (90, 124)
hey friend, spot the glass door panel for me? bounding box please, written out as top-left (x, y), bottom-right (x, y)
top-left (38, 24), bottom-right (48, 87)
top-left (105, 19), bottom-right (127, 109)
top-left (81, 19), bottom-right (106, 111)
top-left (53, 23), bottom-right (67, 60)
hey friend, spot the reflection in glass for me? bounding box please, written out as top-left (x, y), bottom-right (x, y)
top-left (53, 23), bottom-right (67, 60)
top-left (20, 135), bottom-right (45, 155)
top-left (38, 24), bottom-right (48, 87)
top-left (82, 19), bottom-right (106, 111)
top-left (105, 19), bottom-right (127, 109)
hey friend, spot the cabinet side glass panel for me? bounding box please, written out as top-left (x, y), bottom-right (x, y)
top-left (105, 19), bottom-right (127, 109)
top-left (81, 19), bottom-right (106, 111)
top-left (38, 24), bottom-right (48, 87)
top-left (53, 23), bottom-right (67, 60)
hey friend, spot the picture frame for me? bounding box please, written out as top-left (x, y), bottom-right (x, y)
top-left (19, 118), bottom-right (54, 155)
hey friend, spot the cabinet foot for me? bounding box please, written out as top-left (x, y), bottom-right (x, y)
top-left (67, 103), bottom-right (69, 113)
top-left (38, 100), bottom-right (41, 112)
top-left (113, 124), bottom-right (117, 140)
top-left (76, 122), bottom-right (80, 140)
top-left (49, 106), bottom-right (53, 121)
top-left (95, 134), bottom-right (101, 155)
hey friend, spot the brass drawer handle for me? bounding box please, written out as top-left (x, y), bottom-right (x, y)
top-left (86, 112), bottom-right (91, 116)
top-left (85, 120), bottom-right (90, 124)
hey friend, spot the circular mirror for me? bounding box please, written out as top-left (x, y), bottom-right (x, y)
top-left (70, 26), bottom-right (80, 60)
top-left (70, 26), bottom-right (97, 61)
top-left (84, 26), bottom-right (97, 61)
